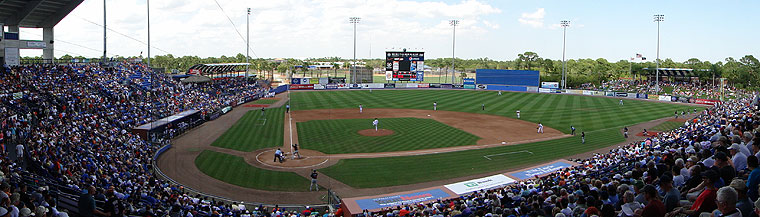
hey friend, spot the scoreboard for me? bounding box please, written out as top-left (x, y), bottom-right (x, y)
top-left (385, 51), bottom-right (424, 81)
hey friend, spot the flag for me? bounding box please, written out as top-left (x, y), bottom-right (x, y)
top-left (630, 57), bottom-right (635, 61)
top-left (641, 57), bottom-right (647, 60)
top-left (636, 53), bottom-right (642, 58)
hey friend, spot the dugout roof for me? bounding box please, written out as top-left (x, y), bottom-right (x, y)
top-left (0, 0), bottom-right (83, 28)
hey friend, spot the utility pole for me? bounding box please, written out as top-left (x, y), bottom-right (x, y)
top-left (450, 20), bottom-right (459, 84)
top-left (560, 20), bottom-right (569, 89)
top-left (103, 0), bottom-right (106, 64)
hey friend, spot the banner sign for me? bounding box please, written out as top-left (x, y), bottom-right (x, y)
top-left (384, 83), bottom-right (396, 89)
top-left (26, 41), bottom-right (47, 48)
top-left (452, 84), bottom-right (464, 89)
top-left (430, 83), bottom-right (442, 88)
top-left (313, 84), bottom-right (326, 90)
top-left (676, 96), bottom-right (690, 103)
top-left (582, 90), bottom-right (592, 95)
top-left (568, 90), bottom-right (584, 95)
top-left (418, 83), bottom-right (430, 88)
top-left (648, 94), bottom-right (659, 99)
top-left (337, 84), bottom-right (349, 89)
top-left (605, 92), bottom-right (615, 97)
top-left (509, 161), bottom-right (574, 180)
top-left (671, 96), bottom-right (678, 102)
top-left (464, 84), bottom-right (476, 89)
top-left (444, 174), bottom-right (515, 195)
top-left (541, 82), bottom-right (559, 89)
top-left (538, 88), bottom-right (553, 93)
top-left (463, 78), bottom-right (476, 85)
top-left (326, 84), bottom-right (338, 89)
top-left (693, 98), bottom-right (721, 105)
top-left (526, 86), bottom-right (539, 92)
top-left (289, 84), bottom-right (314, 90)
top-left (319, 78), bottom-right (329, 84)
top-left (361, 83), bottom-right (385, 89)
top-left (406, 83), bottom-right (419, 88)
top-left (309, 79), bottom-right (320, 84)
top-left (221, 106), bottom-right (232, 114)
top-left (355, 189), bottom-right (452, 210)
top-left (440, 84), bottom-right (452, 89)
top-left (12, 92), bottom-right (23, 100)
top-left (658, 95), bottom-right (671, 101)
top-left (349, 84), bottom-right (362, 89)
top-left (615, 92), bottom-right (628, 97)
top-left (476, 84), bottom-right (487, 90)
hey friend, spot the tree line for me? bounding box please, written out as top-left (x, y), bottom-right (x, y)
top-left (33, 52), bottom-right (760, 88)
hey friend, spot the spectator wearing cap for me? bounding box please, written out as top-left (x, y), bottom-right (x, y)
top-left (658, 174), bottom-right (680, 212)
top-left (634, 185), bottom-right (665, 217)
top-left (728, 178), bottom-right (752, 217)
top-left (620, 191), bottom-right (642, 217)
top-left (18, 208), bottom-right (31, 217)
top-left (674, 170), bottom-right (719, 217)
top-left (747, 155), bottom-right (760, 201)
top-left (729, 143), bottom-right (748, 171)
top-left (0, 207), bottom-right (7, 217)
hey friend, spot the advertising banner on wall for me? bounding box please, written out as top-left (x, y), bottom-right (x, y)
top-left (444, 174), bottom-right (516, 195)
top-left (355, 189), bottom-right (452, 210)
top-left (362, 83), bottom-right (385, 89)
top-left (659, 95), bottom-right (671, 101)
top-left (319, 78), bottom-right (329, 84)
top-left (326, 84), bottom-right (338, 89)
top-left (541, 82), bottom-right (559, 89)
top-left (568, 90), bottom-right (584, 95)
top-left (429, 83), bottom-right (441, 88)
top-left (289, 84), bottom-right (314, 90)
top-left (313, 84), bottom-right (325, 90)
top-left (349, 84), bottom-right (362, 89)
top-left (406, 83), bottom-right (419, 88)
top-left (693, 98), bottom-right (721, 105)
top-left (648, 94), bottom-right (658, 99)
top-left (615, 92), bottom-right (628, 97)
top-left (337, 84), bottom-right (349, 89)
top-left (539, 88), bottom-right (553, 93)
top-left (418, 83), bottom-right (430, 88)
top-left (526, 86), bottom-right (539, 92)
top-left (627, 93), bottom-right (639, 99)
top-left (582, 90), bottom-right (592, 95)
top-left (464, 84), bottom-right (476, 89)
top-left (384, 83), bottom-right (396, 89)
top-left (440, 84), bottom-right (452, 88)
top-left (476, 84), bottom-right (487, 90)
top-left (463, 78), bottom-right (476, 85)
top-left (509, 161), bottom-right (574, 180)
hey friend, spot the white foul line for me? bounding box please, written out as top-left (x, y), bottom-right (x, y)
top-left (483, 150), bottom-right (533, 160)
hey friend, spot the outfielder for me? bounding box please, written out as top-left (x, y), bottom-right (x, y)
top-left (433, 102), bottom-right (437, 111)
top-left (537, 122), bottom-right (544, 134)
top-left (372, 118), bottom-right (379, 131)
top-left (581, 132), bottom-right (586, 144)
top-left (619, 99), bottom-right (624, 105)
top-left (359, 104), bottom-right (363, 113)
top-left (516, 110), bottom-right (521, 119)
top-left (498, 91), bottom-right (502, 96)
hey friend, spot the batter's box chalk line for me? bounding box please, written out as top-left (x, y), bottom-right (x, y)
top-left (483, 150), bottom-right (534, 160)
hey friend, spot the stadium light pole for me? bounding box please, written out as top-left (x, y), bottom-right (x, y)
top-left (654, 14), bottom-right (664, 94)
top-left (560, 20), bottom-right (569, 89)
top-left (350, 17), bottom-right (360, 84)
top-left (246, 8), bottom-right (250, 79)
top-left (450, 19), bottom-right (459, 84)
top-left (147, 0), bottom-right (151, 67)
top-left (103, 0), bottom-right (106, 64)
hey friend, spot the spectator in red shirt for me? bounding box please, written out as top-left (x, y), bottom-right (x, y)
top-left (635, 184), bottom-right (665, 217)
top-left (670, 169), bottom-right (719, 217)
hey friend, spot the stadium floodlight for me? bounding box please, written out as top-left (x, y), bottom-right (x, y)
top-left (449, 19), bottom-right (459, 84)
top-left (246, 8), bottom-right (250, 79)
top-left (653, 14), bottom-right (664, 94)
top-left (147, 0), bottom-right (151, 67)
top-left (560, 20), bottom-right (570, 89)
top-left (349, 17), bottom-right (361, 84)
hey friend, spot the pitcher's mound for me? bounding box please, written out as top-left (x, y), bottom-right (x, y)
top-left (358, 129), bottom-right (395, 136)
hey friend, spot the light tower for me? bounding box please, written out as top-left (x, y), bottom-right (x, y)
top-left (653, 14), bottom-right (664, 94)
top-left (449, 19), bottom-right (459, 84)
top-left (560, 20), bottom-right (569, 89)
top-left (349, 17), bottom-right (361, 84)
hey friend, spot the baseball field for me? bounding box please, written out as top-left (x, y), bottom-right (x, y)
top-left (168, 89), bottom-right (702, 202)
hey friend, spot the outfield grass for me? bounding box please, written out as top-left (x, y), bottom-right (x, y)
top-left (320, 128), bottom-right (623, 188)
top-left (297, 118), bottom-right (480, 154)
top-left (650, 121), bottom-right (685, 132)
top-left (210, 106), bottom-right (285, 152)
top-left (290, 90), bottom-right (703, 134)
top-left (251, 99), bottom-right (280, 105)
top-left (195, 150), bottom-right (313, 191)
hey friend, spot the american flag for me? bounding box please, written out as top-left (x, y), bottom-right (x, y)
top-left (636, 53), bottom-right (642, 58)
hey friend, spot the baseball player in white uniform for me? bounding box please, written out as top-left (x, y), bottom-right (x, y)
top-left (372, 118), bottom-right (379, 131)
top-left (516, 110), bottom-right (521, 119)
top-left (433, 102), bottom-right (437, 111)
top-left (359, 104), bottom-right (363, 113)
top-left (619, 99), bottom-right (624, 106)
top-left (498, 91), bottom-right (502, 96)
top-left (537, 122), bottom-right (544, 134)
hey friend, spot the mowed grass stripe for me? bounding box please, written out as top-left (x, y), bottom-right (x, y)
top-left (210, 106), bottom-right (285, 152)
top-left (297, 118), bottom-right (480, 154)
top-left (195, 150), bottom-right (312, 191)
top-left (320, 128), bottom-right (624, 188)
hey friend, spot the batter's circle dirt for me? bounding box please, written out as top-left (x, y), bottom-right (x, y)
top-left (357, 129), bottom-right (395, 136)
top-left (252, 149), bottom-right (334, 169)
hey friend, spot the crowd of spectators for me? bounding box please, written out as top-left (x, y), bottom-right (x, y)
top-left (579, 80), bottom-right (742, 100)
top-left (363, 94), bottom-right (760, 217)
top-left (0, 62), bottom-right (289, 216)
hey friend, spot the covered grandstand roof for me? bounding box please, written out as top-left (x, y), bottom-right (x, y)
top-left (642, 68), bottom-right (701, 77)
top-left (187, 63), bottom-right (251, 75)
top-left (0, 0), bottom-right (84, 28)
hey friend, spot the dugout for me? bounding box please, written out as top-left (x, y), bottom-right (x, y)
top-left (133, 110), bottom-right (202, 143)
top-left (475, 69), bottom-right (540, 92)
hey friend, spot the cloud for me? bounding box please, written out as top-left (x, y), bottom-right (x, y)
top-left (518, 8), bottom-right (545, 28)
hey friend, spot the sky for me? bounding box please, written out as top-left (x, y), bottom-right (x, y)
top-left (13, 0), bottom-right (760, 63)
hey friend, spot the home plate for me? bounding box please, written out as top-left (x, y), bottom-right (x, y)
top-left (427, 115), bottom-right (431, 116)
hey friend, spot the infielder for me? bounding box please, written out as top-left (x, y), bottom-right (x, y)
top-left (571, 126), bottom-right (576, 135)
top-left (261, 107), bottom-right (266, 116)
top-left (624, 126), bottom-right (629, 138)
top-left (537, 122), bottom-right (544, 134)
top-left (433, 102), bottom-right (437, 111)
top-left (516, 110), bottom-right (521, 119)
top-left (482, 103), bottom-right (485, 111)
top-left (286, 104), bottom-right (290, 113)
top-left (372, 118), bottom-right (379, 131)
top-left (581, 132), bottom-right (586, 144)
top-left (498, 91), bottom-right (502, 96)
top-left (359, 104), bottom-right (363, 113)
